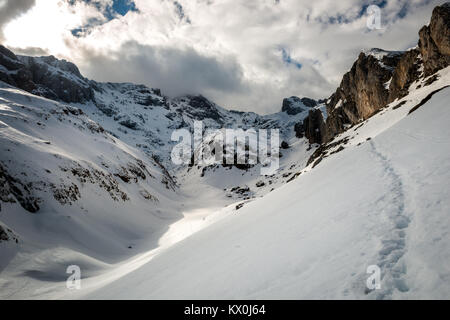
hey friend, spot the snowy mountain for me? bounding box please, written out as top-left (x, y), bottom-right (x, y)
top-left (0, 46), bottom-right (314, 168)
top-left (0, 2), bottom-right (449, 300)
top-left (85, 72), bottom-right (450, 299)
top-left (0, 39), bottom-right (317, 299)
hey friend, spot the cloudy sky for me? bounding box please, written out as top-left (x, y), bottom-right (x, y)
top-left (0, 0), bottom-right (446, 113)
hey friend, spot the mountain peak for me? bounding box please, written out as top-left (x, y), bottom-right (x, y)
top-left (281, 96), bottom-right (317, 115)
top-left (362, 48), bottom-right (404, 58)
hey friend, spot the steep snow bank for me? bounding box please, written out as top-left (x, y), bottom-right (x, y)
top-left (84, 86), bottom-right (450, 300)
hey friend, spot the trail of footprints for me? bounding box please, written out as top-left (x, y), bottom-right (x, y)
top-left (368, 141), bottom-right (411, 299)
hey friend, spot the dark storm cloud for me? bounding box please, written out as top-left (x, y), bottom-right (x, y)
top-left (7, 45), bottom-right (48, 56)
top-left (76, 41), bottom-right (245, 98)
top-left (2, 0), bottom-right (445, 113)
top-left (0, 0), bottom-right (36, 41)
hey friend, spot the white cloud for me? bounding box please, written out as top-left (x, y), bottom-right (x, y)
top-left (3, 0), bottom-right (108, 55)
top-left (1, 0), bottom-right (446, 113)
top-left (0, 0), bottom-right (36, 41)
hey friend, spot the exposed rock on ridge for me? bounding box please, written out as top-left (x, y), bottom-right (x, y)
top-left (300, 3), bottom-right (450, 145)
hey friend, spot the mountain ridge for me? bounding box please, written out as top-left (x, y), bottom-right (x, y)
top-left (0, 2), bottom-right (450, 300)
top-left (299, 2), bottom-right (450, 145)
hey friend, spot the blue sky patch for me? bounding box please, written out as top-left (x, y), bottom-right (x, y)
top-left (280, 48), bottom-right (302, 69)
top-left (69, 0), bottom-right (138, 37)
top-left (112, 0), bottom-right (138, 16)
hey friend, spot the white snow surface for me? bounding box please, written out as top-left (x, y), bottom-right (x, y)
top-left (0, 65), bottom-right (450, 299)
top-left (80, 70), bottom-right (450, 300)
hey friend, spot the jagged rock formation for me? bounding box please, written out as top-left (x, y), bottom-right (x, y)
top-left (389, 4), bottom-right (450, 101)
top-left (419, 3), bottom-right (450, 76)
top-left (0, 225), bottom-right (8, 241)
top-left (0, 81), bottom-right (175, 215)
top-left (0, 46), bottom-right (94, 103)
top-left (0, 43), bottom-right (316, 216)
top-left (0, 45), bottom-right (35, 93)
top-left (20, 55), bottom-right (94, 103)
top-left (183, 95), bottom-right (224, 123)
top-left (1, 3), bottom-right (447, 197)
top-left (388, 49), bottom-right (422, 101)
top-left (282, 96), bottom-right (316, 115)
top-left (0, 163), bottom-right (40, 213)
top-left (0, 44), bottom-right (312, 170)
top-left (300, 2), bottom-right (450, 145)
top-left (294, 108), bottom-right (326, 144)
top-left (0, 3), bottom-right (449, 300)
top-left (0, 223), bottom-right (18, 243)
top-left (321, 49), bottom-right (403, 142)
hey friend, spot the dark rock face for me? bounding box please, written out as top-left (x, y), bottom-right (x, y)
top-left (0, 45), bottom-right (18, 64)
top-left (322, 51), bottom-right (402, 142)
top-left (118, 118), bottom-right (139, 130)
top-left (294, 121), bottom-right (305, 138)
top-left (19, 55), bottom-right (94, 103)
top-left (280, 141), bottom-right (290, 149)
top-left (282, 96), bottom-right (304, 115)
top-left (302, 3), bottom-right (450, 145)
top-left (186, 95), bottom-right (223, 122)
top-left (94, 102), bottom-right (118, 117)
top-left (300, 97), bottom-right (318, 108)
top-left (302, 109), bottom-right (326, 144)
top-left (0, 45), bottom-right (36, 92)
top-left (282, 96), bottom-right (316, 115)
top-left (0, 45), bottom-right (94, 103)
top-left (52, 183), bottom-right (80, 205)
top-left (295, 108), bottom-right (326, 143)
top-left (0, 163), bottom-right (40, 213)
top-left (419, 3), bottom-right (450, 76)
top-left (0, 225), bottom-right (8, 241)
top-left (62, 162), bottom-right (130, 202)
top-left (388, 49), bottom-right (422, 101)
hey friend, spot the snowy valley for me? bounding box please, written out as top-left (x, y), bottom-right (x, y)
top-left (1, 2), bottom-right (450, 300)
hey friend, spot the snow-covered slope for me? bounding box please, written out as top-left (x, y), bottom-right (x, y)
top-left (1, 44), bottom-right (313, 172)
top-left (0, 78), bottom-right (314, 299)
top-left (81, 69), bottom-right (450, 300)
top-left (2, 63), bottom-right (447, 299)
top-left (0, 47), bottom-right (317, 299)
top-left (1, 3), bottom-right (449, 299)
top-left (0, 81), bottom-right (187, 297)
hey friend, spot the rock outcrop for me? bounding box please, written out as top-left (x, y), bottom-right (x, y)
top-left (282, 96), bottom-right (316, 115)
top-left (0, 225), bottom-right (8, 242)
top-left (321, 49), bottom-right (402, 142)
top-left (0, 163), bottom-right (40, 213)
top-left (295, 108), bottom-right (326, 144)
top-left (302, 3), bottom-right (450, 145)
top-left (0, 45), bottom-right (94, 103)
top-left (185, 95), bottom-right (224, 123)
top-left (18, 55), bottom-right (94, 103)
top-left (388, 49), bottom-right (422, 101)
top-left (419, 3), bottom-right (450, 76)
top-left (0, 45), bottom-right (36, 92)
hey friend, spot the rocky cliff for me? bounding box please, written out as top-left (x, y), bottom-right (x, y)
top-left (0, 46), bottom-right (94, 103)
top-left (419, 3), bottom-right (450, 77)
top-left (300, 2), bottom-right (450, 145)
top-left (0, 44), bottom-right (316, 173)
